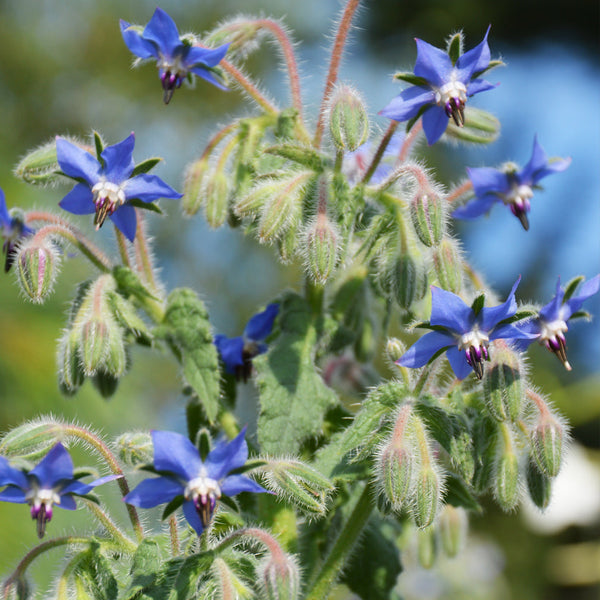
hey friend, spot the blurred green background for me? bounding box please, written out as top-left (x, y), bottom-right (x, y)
top-left (0, 0), bottom-right (598, 598)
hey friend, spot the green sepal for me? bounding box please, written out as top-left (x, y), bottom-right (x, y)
top-left (474, 58), bottom-right (505, 78)
top-left (227, 458), bottom-right (268, 475)
top-left (263, 144), bottom-right (329, 172)
top-left (497, 309), bottom-right (538, 326)
top-left (568, 310), bottom-right (590, 321)
top-left (471, 294), bottom-right (485, 316)
top-left (393, 71), bottom-right (429, 87)
top-left (161, 495), bottom-right (184, 521)
top-left (93, 131), bottom-right (105, 164)
top-left (132, 157), bottom-right (162, 177)
top-left (196, 428), bottom-right (212, 462)
top-left (563, 275), bottom-right (585, 303)
top-left (127, 199), bottom-right (163, 214)
top-left (447, 32), bottom-right (462, 65)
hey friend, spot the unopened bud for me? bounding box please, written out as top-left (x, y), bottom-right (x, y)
top-left (13, 138), bottom-right (61, 186)
top-left (494, 425), bottom-right (520, 511)
top-left (483, 344), bottom-right (524, 422)
top-left (205, 18), bottom-right (261, 60)
top-left (261, 554), bottom-right (301, 600)
top-left (417, 525), bottom-right (438, 569)
top-left (57, 326), bottom-right (85, 395)
top-left (328, 84), bottom-right (369, 152)
top-left (385, 338), bottom-right (406, 364)
top-left (439, 505), bottom-right (467, 557)
top-left (526, 458), bottom-right (552, 510)
top-left (115, 431), bottom-right (153, 467)
top-left (235, 177), bottom-right (281, 218)
top-left (92, 370), bottom-right (120, 399)
top-left (410, 191), bottom-right (445, 247)
top-left (530, 415), bottom-right (564, 478)
top-left (304, 214), bottom-right (339, 284)
top-left (182, 157), bottom-right (209, 216)
top-left (412, 467), bottom-right (441, 528)
top-left (445, 107), bottom-right (500, 144)
top-left (16, 237), bottom-right (59, 303)
top-left (379, 444), bottom-right (414, 510)
top-left (81, 314), bottom-right (126, 378)
top-left (432, 238), bottom-right (463, 294)
top-left (0, 419), bottom-right (63, 462)
top-left (391, 253), bottom-right (428, 309)
top-left (1, 575), bottom-right (30, 600)
top-left (204, 171), bottom-right (230, 228)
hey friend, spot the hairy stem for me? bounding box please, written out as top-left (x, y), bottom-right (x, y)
top-left (446, 179), bottom-right (473, 203)
top-left (304, 481), bottom-right (374, 600)
top-left (132, 211), bottom-right (159, 294)
top-left (398, 120), bottom-right (423, 162)
top-left (115, 228), bottom-right (133, 269)
top-left (221, 59), bottom-right (278, 114)
top-left (314, 0), bottom-right (362, 148)
top-left (82, 498), bottom-right (136, 552)
top-left (361, 121), bottom-right (398, 184)
top-left (169, 515), bottom-right (181, 556)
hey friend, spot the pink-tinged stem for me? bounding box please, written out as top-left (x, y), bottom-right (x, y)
top-left (398, 120), bottom-right (423, 162)
top-left (447, 179), bottom-right (473, 203)
top-left (313, 0), bottom-right (362, 148)
top-left (361, 121), bottom-right (399, 184)
top-left (221, 59), bottom-right (278, 114)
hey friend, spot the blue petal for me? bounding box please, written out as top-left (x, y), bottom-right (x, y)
top-left (455, 26), bottom-right (491, 81)
top-left (562, 274), bottom-right (600, 320)
top-left (466, 78), bottom-right (497, 97)
top-left (182, 499), bottom-right (204, 536)
top-left (205, 427), bottom-right (248, 481)
top-left (396, 330), bottom-right (456, 368)
top-left (379, 87), bottom-right (435, 123)
top-left (186, 44), bottom-right (229, 68)
top-left (143, 8), bottom-right (182, 58)
top-left (452, 195), bottom-right (497, 220)
top-left (520, 136), bottom-right (571, 184)
top-left (539, 278), bottom-right (564, 322)
top-left (244, 303), bottom-right (279, 341)
top-left (124, 476), bottom-right (184, 508)
top-left (467, 167), bottom-right (511, 198)
top-left (120, 20), bottom-right (158, 59)
top-left (510, 319), bottom-right (541, 351)
top-left (123, 173), bottom-right (182, 202)
top-left (490, 322), bottom-right (538, 342)
top-left (220, 474), bottom-right (267, 497)
top-left (57, 495), bottom-right (77, 511)
top-left (0, 189), bottom-right (10, 225)
top-left (479, 277), bottom-right (521, 332)
top-left (0, 487), bottom-right (27, 504)
top-left (60, 473), bottom-right (121, 496)
top-left (151, 430), bottom-right (201, 481)
top-left (430, 286), bottom-right (473, 333)
top-left (109, 203), bottom-right (137, 242)
top-left (30, 443), bottom-right (74, 487)
top-left (59, 184), bottom-right (96, 215)
top-left (56, 137), bottom-right (101, 185)
top-left (0, 456), bottom-right (28, 489)
top-left (413, 38), bottom-right (452, 87)
top-left (446, 346), bottom-right (473, 380)
top-left (214, 335), bottom-right (244, 374)
top-left (190, 67), bottom-right (229, 91)
top-left (421, 105), bottom-right (449, 145)
top-left (101, 134), bottom-right (136, 183)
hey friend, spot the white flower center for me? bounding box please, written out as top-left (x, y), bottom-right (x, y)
top-left (458, 328), bottom-right (489, 351)
top-left (91, 179), bottom-right (126, 228)
top-left (25, 487), bottom-right (61, 509)
top-left (434, 79), bottom-right (468, 107)
top-left (505, 183), bottom-right (533, 208)
top-left (184, 470), bottom-right (222, 528)
top-left (539, 318), bottom-right (568, 342)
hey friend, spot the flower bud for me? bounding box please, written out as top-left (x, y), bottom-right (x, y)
top-left (328, 84), bottom-right (369, 152)
top-left (526, 458), bottom-right (552, 510)
top-left (432, 238), bottom-right (463, 294)
top-left (390, 253), bottom-right (428, 309)
top-left (303, 214), bottom-right (339, 284)
top-left (379, 444), bottom-right (414, 510)
top-left (92, 370), bottom-right (120, 399)
top-left (483, 344), bottom-right (524, 422)
top-left (494, 424), bottom-right (520, 511)
top-left (115, 431), bottom-right (153, 467)
top-left (204, 171), bottom-right (230, 228)
top-left (182, 157), bottom-right (209, 216)
top-left (410, 191), bottom-right (445, 247)
top-left (261, 554), bottom-right (301, 600)
top-left (385, 338), bottom-right (406, 364)
top-left (57, 326), bottom-right (86, 395)
top-left (80, 313), bottom-right (126, 378)
top-left (530, 414), bottom-right (564, 478)
top-left (417, 525), bottom-right (438, 569)
top-left (205, 17), bottom-right (262, 60)
top-left (445, 107), bottom-right (500, 144)
top-left (439, 505), bottom-right (467, 558)
top-left (13, 138), bottom-right (62, 186)
top-left (0, 419), bottom-right (63, 462)
top-left (15, 237), bottom-right (59, 303)
top-left (412, 466), bottom-right (441, 528)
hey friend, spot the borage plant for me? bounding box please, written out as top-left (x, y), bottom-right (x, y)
top-left (1, 2), bottom-right (597, 599)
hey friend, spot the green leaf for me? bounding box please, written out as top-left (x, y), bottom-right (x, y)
top-left (443, 473), bottom-right (482, 512)
top-left (159, 288), bottom-right (221, 423)
top-left (342, 517), bottom-right (402, 600)
top-left (414, 398), bottom-right (462, 453)
top-left (127, 199), bottom-right (164, 214)
top-left (132, 157), bottom-right (162, 176)
top-left (124, 538), bottom-right (163, 599)
top-left (73, 542), bottom-right (118, 600)
top-left (112, 266), bottom-right (157, 302)
top-left (254, 292), bottom-right (338, 455)
top-left (393, 71), bottom-right (429, 87)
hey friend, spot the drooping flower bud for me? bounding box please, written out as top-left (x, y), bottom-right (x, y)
top-left (412, 466), bottom-right (442, 528)
top-left (260, 553), bottom-right (301, 600)
top-left (439, 505), bottom-right (467, 558)
top-left (526, 458), bottom-right (552, 510)
top-left (13, 137), bottom-right (62, 186)
top-left (417, 525), bottom-right (438, 569)
top-left (410, 190), bottom-right (445, 247)
top-left (493, 423), bottom-right (520, 511)
top-left (15, 237), bottom-right (60, 303)
top-left (483, 343), bottom-right (524, 422)
top-left (390, 253), bottom-right (428, 309)
top-left (530, 412), bottom-right (564, 478)
top-left (303, 213), bottom-right (339, 285)
top-left (0, 418), bottom-right (63, 462)
top-left (57, 326), bottom-right (85, 396)
top-left (115, 431), bottom-right (154, 468)
top-left (432, 238), bottom-right (463, 294)
top-left (327, 84), bottom-right (369, 152)
top-left (204, 171), bottom-right (230, 228)
top-left (182, 156), bottom-right (209, 216)
top-left (385, 337), bottom-right (406, 364)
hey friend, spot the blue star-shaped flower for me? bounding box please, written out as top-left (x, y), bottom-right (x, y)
top-left (516, 275), bottom-right (600, 370)
top-left (0, 188), bottom-right (33, 272)
top-left (379, 28), bottom-right (496, 145)
top-left (0, 443), bottom-right (119, 538)
top-left (124, 428), bottom-right (266, 536)
top-left (453, 136), bottom-right (571, 230)
top-left (214, 303), bottom-right (279, 382)
top-left (56, 133), bottom-right (182, 242)
top-left (120, 7), bottom-right (229, 104)
top-left (397, 278), bottom-right (535, 379)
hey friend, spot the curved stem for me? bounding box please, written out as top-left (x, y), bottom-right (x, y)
top-left (202, 122), bottom-right (240, 162)
top-left (114, 228), bottom-right (132, 269)
top-left (304, 481), bottom-right (374, 600)
top-left (82, 499), bottom-right (136, 552)
top-left (447, 179), bottom-right (473, 203)
top-left (463, 262), bottom-right (486, 291)
top-left (398, 120), bottom-right (423, 162)
top-left (221, 59), bottom-right (278, 114)
top-left (361, 121), bottom-right (398, 184)
top-left (60, 424), bottom-right (144, 541)
top-left (56, 553), bottom-right (83, 600)
top-left (314, 0), bottom-right (362, 148)
top-left (29, 224), bottom-right (112, 272)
